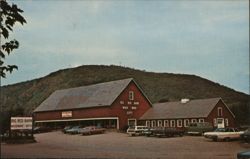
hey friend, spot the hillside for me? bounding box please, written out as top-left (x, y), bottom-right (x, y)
top-left (1, 65), bottom-right (250, 124)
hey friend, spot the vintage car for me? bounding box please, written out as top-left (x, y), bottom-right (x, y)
top-left (79, 126), bottom-right (105, 135)
top-left (153, 127), bottom-right (184, 137)
top-left (33, 126), bottom-right (51, 134)
top-left (127, 126), bottom-right (148, 136)
top-left (240, 128), bottom-right (250, 143)
top-left (204, 128), bottom-right (244, 141)
top-left (187, 122), bottom-right (213, 135)
top-left (62, 126), bottom-right (73, 133)
top-left (65, 125), bottom-right (82, 134)
top-left (142, 127), bottom-right (157, 137)
top-left (237, 150), bottom-right (250, 159)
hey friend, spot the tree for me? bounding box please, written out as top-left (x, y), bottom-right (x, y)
top-left (0, 0), bottom-right (26, 78)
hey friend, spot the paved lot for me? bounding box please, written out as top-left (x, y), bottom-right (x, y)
top-left (1, 131), bottom-right (250, 159)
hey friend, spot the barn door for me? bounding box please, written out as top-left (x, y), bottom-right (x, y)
top-left (217, 118), bottom-right (225, 128)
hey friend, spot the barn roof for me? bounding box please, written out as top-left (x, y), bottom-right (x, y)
top-left (34, 78), bottom-right (135, 112)
top-left (140, 98), bottom-right (222, 120)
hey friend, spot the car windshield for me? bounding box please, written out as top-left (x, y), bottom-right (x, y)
top-left (214, 128), bottom-right (225, 132)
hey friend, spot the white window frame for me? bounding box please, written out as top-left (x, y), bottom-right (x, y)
top-left (177, 120), bottom-right (182, 127)
top-left (191, 119), bottom-right (197, 123)
top-left (158, 120), bottom-right (162, 127)
top-left (213, 118), bottom-right (217, 127)
top-left (151, 120), bottom-right (156, 127)
top-left (164, 120), bottom-right (169, 127)
top-left (146, 121), bottom-right (151, 127)
top-left (225, 118), bottom-right (229, 127)
top-left (120, 101), bottom-right (124, 104)
top-left (129, 91), bottom-right (134, 101)
top-left (170, 120), bottom-right (175, 127)
top-left (184, 119), bottom-right (189, 127)
top-left (218, 107), bottom-right (223, 116)
top-left (199, 119), bottom-right (205, 123)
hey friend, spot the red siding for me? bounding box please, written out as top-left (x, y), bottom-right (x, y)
top-left (34, 81), bottom-right (152, 130)
top-left (207, 100), bottom-right (236, 128)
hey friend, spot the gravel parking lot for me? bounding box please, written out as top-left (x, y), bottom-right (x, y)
top-left (1, 131), bottom-right (250, 159)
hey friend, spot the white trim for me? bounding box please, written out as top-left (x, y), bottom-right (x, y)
top-left (217, 107), bottom-right (223, 117)
top-left (199, 119), bottom-right (205, 123)
top-left (151, 120), bottom-right (156, 127)
top-left (170, 120), bottom-right (175, 127)
top-left (157, 120), bottom-right (162, 127)
top-left (35, 117), bottom-right (119, 123)
top-left (191, 119), bottom-right (197, 123)
top-left (177, 119), bottom-right (182, 127)
top-left (164, 120), bottom-right (169, 127)
top-left (146, 120), bottom-right (151, 127)
top-left (184, 119), bottom-right (189, 127)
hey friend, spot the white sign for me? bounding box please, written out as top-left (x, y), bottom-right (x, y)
top-left (11, 117), bottom-right (33, 130)
top-left (62, 111), bottom-right (72, 118)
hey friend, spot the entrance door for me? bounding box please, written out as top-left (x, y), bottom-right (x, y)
top-left (217, 118), bottom-right (225, 128)
top-left (128, 119), bottom-right (137, 127)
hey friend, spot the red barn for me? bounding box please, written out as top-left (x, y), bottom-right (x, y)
top-left (33, 78), bottom-right (152, 130)
top-left (139, 98), bottom-right (236, 129)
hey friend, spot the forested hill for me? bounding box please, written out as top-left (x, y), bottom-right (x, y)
top-left (1, 65), bottom-right (250, 124)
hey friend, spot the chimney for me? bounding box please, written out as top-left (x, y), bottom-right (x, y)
top-left (181, 98), bottom-right (190, 104)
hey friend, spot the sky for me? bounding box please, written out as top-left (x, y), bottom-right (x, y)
top-left (2, 0), bottom-right (249, 94)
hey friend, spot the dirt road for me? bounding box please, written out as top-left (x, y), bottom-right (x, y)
top-left (1, 131), bottom-right (250, 159)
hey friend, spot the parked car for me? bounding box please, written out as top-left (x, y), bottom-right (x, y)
top-left (237, 150), bottom-right (250, 159)
top-left (127, 126), bottom-right (148, 136)
top-left (142, 127), bottom-right (157, 137)
top-left (79, 126), bottom-right (105, 135)
top-left (33, 126), bottom-right (51, 134)
top-left (65, 126), bottom-right (82, 134)
top-left (204, 128), bottom-right (244, 141)
top-left (62, 126), bottom-right (73, 133)
top-left (240, 128), bottom-right (250, 143)
top-left (154, 127), bottom-right (184, 137)
top-left (187, 122), bottom-right (213, 135)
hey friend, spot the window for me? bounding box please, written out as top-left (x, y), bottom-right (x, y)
top-left (151, 120), bottom-right (156, 127)
top-left (158, 120), bottom-right (162, 127)
top-left (199, 119), bottom-right (205, 123)
top-left (225, 118), bottom-right (229, 127)
top-left (146, 121), bottom-right (151, 127)
top-left (177, 120), bottom-right (182, 127)
top-left (184, 119), bottom-right (189, 127)
top-left (191, 119), bottom-right (197, 123)
top-left (120, 101), bottom-right (124, 104)
top-left (213, 118), bottom-right (217, 127)
top-left (170, 120), bottom-right (175, 127)
top-left (218, 107), bottom-right (223, 116)
top-left (164, 120), bottom-right (169, 127)
top-left (129, 91), bottom-right (134, 100)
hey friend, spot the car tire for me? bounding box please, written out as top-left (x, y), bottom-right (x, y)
top-left (224, 137), bottom-right (230, 142)
top-left (213, 137), bottom-right (218, 142)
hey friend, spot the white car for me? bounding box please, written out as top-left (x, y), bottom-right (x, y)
top-left (127, 126), bottom-right (148, 136)
top-left (204, 128), bottom-right (244, 141)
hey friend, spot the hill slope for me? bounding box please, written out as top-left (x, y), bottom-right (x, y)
top-left (1, 65), bottom-right (250, 124)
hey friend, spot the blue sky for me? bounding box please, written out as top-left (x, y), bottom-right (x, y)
top-left (2, 0), bottom-right (249, 94)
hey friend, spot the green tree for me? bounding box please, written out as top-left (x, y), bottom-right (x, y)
top-left (0, 0), bottom-right (26, 78)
